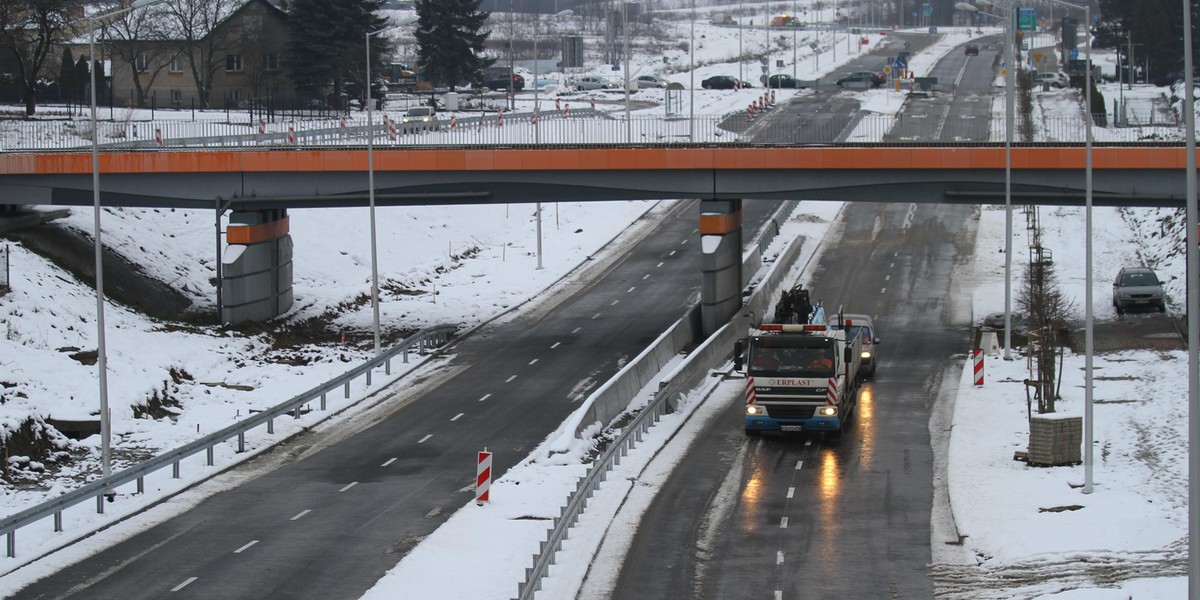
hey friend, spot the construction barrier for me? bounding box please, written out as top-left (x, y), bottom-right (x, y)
top-left (973, 349), bottom-right (984, 386)
top-left (476, 449), bottom-right (492, 504)
top-left (154, 128), bottom-right (162, 146)
top-left (450, 114), bottom-right (456, 129)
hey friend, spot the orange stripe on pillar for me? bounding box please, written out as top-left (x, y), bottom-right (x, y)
top-left (699, 211), bottom-right (742, 235)
top-left (226, 216), bottom-right (290, 245)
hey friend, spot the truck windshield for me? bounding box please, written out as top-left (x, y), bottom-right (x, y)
top-left (747, 339), bottom-right (835, 376)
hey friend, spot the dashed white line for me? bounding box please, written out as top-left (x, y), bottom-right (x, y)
top-left (889, 262), bottom-right (895, 268)
top-left (642, 274), bottom-right (650, 280)
top-left (478, 393), bottom-right (491, 402)
top-left (805, 439), bottom-right (812, 447)
top-left (795, 460), bottom-right (804, 470)
top-left (787, 487), bottom-right (795, 499)
top-left (669, 250), bottom-right (677, 256)
top-left (571, 327), bottom-right (582, 334)
top-left (451, 413), bottom-right (464, 422)
top-left (881, 287), bottom-right (887, 295)
top-left (885, 274), bottom-right (891, 281)
top-left (381, 457), bottom-right (397, 467)
top-left (656, 261), bottom-right (664, 268)
top-left (338, 482), bottom-right (358, 493)
top-left (171, 577), bottom-right (198, 592)
top-left (627, 286), bottom-right (636, 293)
top-left (780, 517), bottom-right (789, 528)
top-left (610, 299), bottom-right (620, 306)
top-left (680, 238), bottom-right (689, 245)
top-left (529, 358), bottom-right (539, 365)
top-left (774, 591), bottom-right (783, 600)
top-left (551, 342), bottom-right (561, 349)
top-left (234, 540), bottom-right (259, 554)
top-left (776, 551), bottom-right (785, 565)
top-left (418, 434), bottom-right (433, 444)
top-left (290, 509), bottom-right (311, 521)
top-left (506, 375), bottom-right (517, 382)
top-left (591, 313), bottom-right (601, 319)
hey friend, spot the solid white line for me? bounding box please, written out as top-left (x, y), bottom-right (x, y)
top-left (418, 434), bottom-right (432, 444)
top-left (171, 577), bottom-right (197, 592)
top-left (571, 327), bottom-right (582, 334)
top-left (795, 460), bottom-right (804, 470)
top-left (780, 517), bottom-right (789, 528)
top-left (381, 457), bottom-right (397, 467)
top-left (529, 358), bottom-right (539, 365)
top-left (234, 540), bottom-right (259, 554)
top-left (338, 482), bottom-right (358, 493)
top-left (776, 551), bottom-right (785, 565)
top-left (787, 487), bottom-right (795, 499)
top-left (478, 393), bottom-right (491, 402)
top-left (290, 509), bottom-right (311, 521)
top-left (656, 261), bottom-right (664, 268)
top-left (506, 375), bottom-right (517, 382)
top-left (627, 286), bottom-right (636, 293)
top-left (451, 413), bottom-right (463, 422)
top-left (551, 341), bottom-right (561, 349)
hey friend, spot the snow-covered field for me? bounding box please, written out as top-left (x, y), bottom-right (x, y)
top-left (0, 8), bottom-right (1196, 599)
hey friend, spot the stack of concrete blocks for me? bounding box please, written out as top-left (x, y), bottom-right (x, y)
top-left (1027, 413), bottom-right (1082, 466)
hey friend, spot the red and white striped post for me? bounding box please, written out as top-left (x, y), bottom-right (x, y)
top-left (973, 349), bottom-right (984, 386)
top-left (562, 103), bottom-right (569, 117)
top-left (257, 120), bottom-right (265, 135)
top-left (154, 128), bottom-right (162, 146)
top-left (497, 109), bottom-right (504, 127)
top-left (476, 449), bottom-right (492, 505)
top-left (450, 114), bottom-right (456, 129)
top-left (555, 98), bottom-right (561, 111)
top-left (287, 124), bottom-right (295, 145)
top-left (531, 111), bottom-right (538, 126)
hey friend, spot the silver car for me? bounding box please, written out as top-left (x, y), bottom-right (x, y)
top-left (1112, 266), bottom-right (1166, 314)
top-left (828, 313), bottom-right (880, 379)
top-left (400, 106), bottom-right (440, 133)
top-left (574, 76), bottom-right (616, 90)
top-left (636, 75), bottom-right (669, 89)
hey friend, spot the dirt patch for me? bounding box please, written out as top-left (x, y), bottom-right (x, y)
top-left (1, 417), bottom-right (79, 484)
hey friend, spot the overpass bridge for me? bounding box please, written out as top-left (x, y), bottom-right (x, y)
top-left (0, 136), bottom-right (1194, 327)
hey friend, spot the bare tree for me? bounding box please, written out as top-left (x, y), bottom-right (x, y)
top-left (0, 0), bottom-right (80, 115)
top-left (1018, 240), bottom-right (1077, 415)
top-left (101, 1), bottom-right (173, 107)
top-left (161, 0), bottom-right (240, 108)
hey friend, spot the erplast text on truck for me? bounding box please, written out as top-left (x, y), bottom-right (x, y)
top-left (739, 320), bottom-right (863, 436)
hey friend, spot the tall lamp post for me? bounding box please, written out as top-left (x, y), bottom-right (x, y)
top-left (366, 25), bottom-right (399, 357)
top-left (1182, 0), bottom-right (1198, 593)
top-left (88, 0), bottom-right (169, 479)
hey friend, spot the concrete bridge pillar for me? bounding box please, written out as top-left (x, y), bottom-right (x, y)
top-left (699, 199), bottom-right (743, 336)
top-left (221, 209), bottom-right (293, 324)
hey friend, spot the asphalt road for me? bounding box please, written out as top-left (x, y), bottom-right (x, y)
top-left (7, 200), bottom-right (777, 599)
top-left (609, 36), bottom-right (995, 599)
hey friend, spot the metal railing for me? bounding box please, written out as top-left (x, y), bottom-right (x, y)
top-left (1, 111), bottom-right (1188, 152)
top-left (0, 324), bottom-right (454, 559)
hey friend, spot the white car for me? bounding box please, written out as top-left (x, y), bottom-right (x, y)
top-left (573, 76), bottom-right (616, 90)
top-left (1035, 72), bottom-right (1069, 88)
top-left (636, 74), bottom-right (669, 89)
top-left (400, 106), bottom-right (440, 133)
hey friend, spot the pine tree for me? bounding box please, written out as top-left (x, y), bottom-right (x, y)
top-left (414, 0), bottom-right (492, 90)
top-left (287, 0), bottom-right (391, 106)
top-left (57, 47), bottom-right (75, 102)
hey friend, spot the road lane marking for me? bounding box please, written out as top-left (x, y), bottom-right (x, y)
top-left (680, 238), bottom-right (689, 245)
top-left (885, 274), bottom-right (891, 281)
top-left (777, 551), bottom-right (785, 565)
top-left (529, 358), bottom-right (539, 365)
top-left (572, 327), bottom-right (582, 333)
top-left (656, 261), bottom-right (664, 268)
top-left (451, 413), bottom-right (464, 422)
top-left (171, 577), bottom-right (197, 592)
top-left (551, 342), bottom-right (561, 349)
top-left (780, 517), bottom-right (789, 528)
top-left (669, 250), bottom-right (677, 256)
top-left (795, 460), bottom-right (804, 470)
top-left (592, 313), bottom-right (601, 319)
top-left (787, 487), bottom-right (795, 499)
top-left (506, 375), bottom-right (517, 382)
top-left (610, 299), bottom-right (620, 306)
top-left (805, 439), bottom-right (812, 447)
top-left (338, 482), bottom-right (358, 493)
top-left (418, 434), bottom-right (433, 444)
top-left (234, 540), bottom-right (259, 554)
top-left (627, 286), bottom-right (636, 293)
top-left (881, 287), bottom-right (887, 295)
top-left (775, 591), bottom-right (783, 600)
top-left (290, 509), bottom-right (311, 521)
top-left (642, 274), bottom-right (650, 280)
top-left (478, 393), bottom-right (491, 402)
top-left (382, 458), bottom-right (397, 466)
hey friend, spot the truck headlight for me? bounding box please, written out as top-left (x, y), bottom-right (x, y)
top-left (817, 406), bottom-right (837, 417)
top-left (746, 405), bottom-right (764, 416)
top-left (861, 351), bottom-right (872, 359)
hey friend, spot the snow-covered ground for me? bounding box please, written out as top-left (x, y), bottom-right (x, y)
top-left (1, 11), bottom-right (1196, 599)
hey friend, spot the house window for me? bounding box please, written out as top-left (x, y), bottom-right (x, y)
top-left (226, 54), bottom-right (243, 72)
top-left (262, 52), bottom-right (278, 71)
top-left (170, 55), bottom-right (183, 72)
top-left (135, 52), bottom-right (149, 72)
top-left (230, 89), bottom-right (241, 101)
top-left (171, 89), bottom-right (182, 103)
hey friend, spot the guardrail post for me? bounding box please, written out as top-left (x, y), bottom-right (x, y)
top-left (385, 357), bottom-right (391, 375)
top-left (403, 347), bottom-right (409, 364)
top-left (344, 381), bottom-right (351, 398)
top-left (293, 404), bottom-right (301, 419)
top-left (173, 461), bottom-right (180, 479)
top-left (6, 531), bottom-right (13, 558)
top-left (366, 369), bottom-right (372, 386)
top-left (54, 511), bottom-right (62, 532)
top-left (207, 446), bottom-right (214, 466)
top-left (268, 418), bottom-right (274, 434)
top-left (320, 392), bottom-right (327, 411)
top-left (137, 476), bottom-right (144, 494)
top-left (238, 432), bottom-right (246, 453)
top-left (96, 494), bottom-right (104, 514)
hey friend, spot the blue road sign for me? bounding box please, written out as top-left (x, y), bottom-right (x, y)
top-left (1070, 48), bottom-right (1079, 59)
top-left (895, 58), bottom-right (907, 69)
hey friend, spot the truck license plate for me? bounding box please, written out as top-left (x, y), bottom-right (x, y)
top-left (781, 425), bottom-right (804, 432)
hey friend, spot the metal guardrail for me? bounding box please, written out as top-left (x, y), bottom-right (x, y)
top-left (2, 111), bottom-right (1180, 152)
top-left (0, 324), bottom-right (455, 558)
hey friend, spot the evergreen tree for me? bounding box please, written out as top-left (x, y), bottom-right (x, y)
top-left (287, 0), bottom-right (391, 106)
top-left (414, 0), bottom-right (492, 90)
top-left (1094, 0), bottom-right (1200, 83)
top-left (57, 46), bottom-right (75, 101)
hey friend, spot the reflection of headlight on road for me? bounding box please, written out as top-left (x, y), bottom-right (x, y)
top-left (746, 405), bottom-right (764, 416)
top-left (817, 406), bottom-right (837, 416)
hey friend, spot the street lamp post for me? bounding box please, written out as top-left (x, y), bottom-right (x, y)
top-left (689, 0), bottom-right (695, 140)
top-left (366, 25), bottom-right (397, 357)
top-left (88, 0), bottom-right (169, 479)
top-left (1181, 0), bottom-right (1198, 593)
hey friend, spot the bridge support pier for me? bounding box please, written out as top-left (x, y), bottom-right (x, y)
top-left (699, 199), bottom-right (743, 336)
top-left (221, 209), bottom-right (294, 324)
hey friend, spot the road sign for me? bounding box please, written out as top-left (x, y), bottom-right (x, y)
top-left (883, 65), bottom-right (893, 75)
top-left (1018, 7), bottom-right (1036, 31)
top-left (921, 3), bottom-right (932, 17)
top-left (1070, 48), bottom-right (1079, 59)
top-left (895, 58), bottom-right (907, 69)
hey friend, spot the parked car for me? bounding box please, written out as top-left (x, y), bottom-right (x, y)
top-left (964, 44), bottom-right (979, 56)
top-left (636, 74), bottom-right (669, 89)
top-left (400, 106), bottom-right (440, 133)
top-left (1112, 266), bottom-right (1166, 314)
top-left (484, 71), bottom-right (525, 91)
top-left (828, 313), bottom-right (881, 379)
top-left (574, 76), bottom-right (617, 90)
top-left (981, 311), bottom-right (1028, 333)
top-left (701, 75), bottom-right (753, 89)
top-left (762, 74), bottom-right (805, 89)
top-left (836, 70), bottom-right (885, 88)
top-left (1035, 72), bottom-right (1069, 88)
